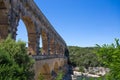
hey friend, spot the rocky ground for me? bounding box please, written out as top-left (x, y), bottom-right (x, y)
top-left (71, 71), bottom-right (100, 80)
top-left (62, 66), bottom-right (109, 80)
top-left (71, 67), bottom-right (109, 80)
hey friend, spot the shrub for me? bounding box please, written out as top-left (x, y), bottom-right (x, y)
top-left (0, 35), bottom-right (34, 80)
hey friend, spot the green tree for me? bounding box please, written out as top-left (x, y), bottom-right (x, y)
top-left (0, 35), bottom-right (34, 80)
top-left (95, 38), bottom-right (120, 79)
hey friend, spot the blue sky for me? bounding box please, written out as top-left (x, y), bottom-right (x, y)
top-left (17, 0), bottom-right (120, 47)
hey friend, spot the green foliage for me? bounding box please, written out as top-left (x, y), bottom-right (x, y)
top-left (38, 73), bottom-right (44, 80)
top-left (79, 66), bottom-right (84, 72)
top-left (95, 38), bottom-right (120, 79)
top-left (0, 35), bottom-right (34, 80)
top-left (55, 71), bottom-right (64, 80)
top-left (68, 46), bottom-right (100, 70)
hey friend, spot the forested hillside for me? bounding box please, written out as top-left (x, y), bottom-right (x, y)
top-left (68, 38), bottom-right (120, 79)
top-left (68, 46), bottom-right (100, 69)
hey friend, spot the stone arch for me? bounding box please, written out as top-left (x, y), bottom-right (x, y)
top-left (39, 63), bottom-right (51, 80)
top-left (0, 1), bottom-right (40, 55)
top-left (20, 16), bottom-right (39, 55)
top-left (56, 42), bottom-right (60, 54)
top-left (54, 62), bottom-right (59, 74)
top-left (21, 16), bottom-right (36, 33)
top-left (49, 37), bottom-right (55, 55)
top-left (41, 29), bottom-right (48, 55)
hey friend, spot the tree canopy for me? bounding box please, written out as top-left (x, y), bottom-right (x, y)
top-left (68, 46), bottom-right (99, 70)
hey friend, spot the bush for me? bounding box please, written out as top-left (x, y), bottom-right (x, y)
top-left (95, 38), bottom-right (120, 79)
top-left (0, 35), bottom-right (34, 80)
top-left (55, 70), bottom-right (64, 80)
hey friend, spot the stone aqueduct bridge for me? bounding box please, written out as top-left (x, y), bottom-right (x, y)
top-left (0, 0), bottom-right (69, 80)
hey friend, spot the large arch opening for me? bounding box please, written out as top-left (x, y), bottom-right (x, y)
top-left (16, 19), bottom-right (28, 47)
top-left (22, 16), bottom-right (38, 55)
top-left (17, 16), bottom-right (39, 55)
top-left (39, 35), bottom-right (43, 55)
